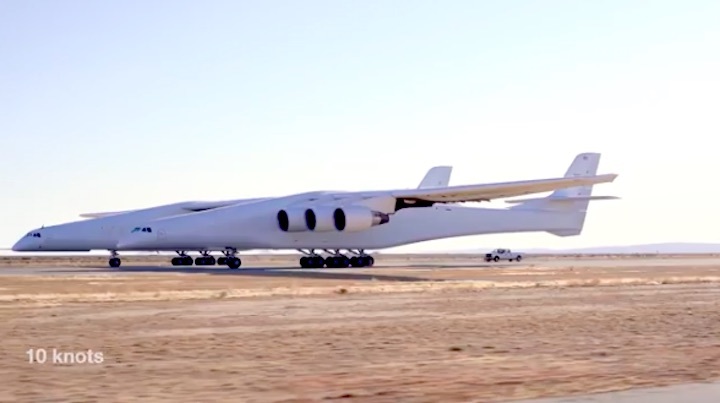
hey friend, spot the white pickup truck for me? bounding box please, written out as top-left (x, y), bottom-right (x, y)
top-left (484, 248), bottom-right (523, 262)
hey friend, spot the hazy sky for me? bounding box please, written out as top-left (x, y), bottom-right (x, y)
top-left (2, 0), bottom-right (719, 251)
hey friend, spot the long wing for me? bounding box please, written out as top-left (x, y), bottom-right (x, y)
top-left (391, 173), bottom-right (618, 203)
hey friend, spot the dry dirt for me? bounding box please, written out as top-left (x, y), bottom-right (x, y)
top-left (2, 256), bottom-right (720, 402)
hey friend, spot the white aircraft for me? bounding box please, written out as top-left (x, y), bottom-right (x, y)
top-left (114, 152), bottom-right (619, 269)
top-left (10, 166), bottom-right (454, 263)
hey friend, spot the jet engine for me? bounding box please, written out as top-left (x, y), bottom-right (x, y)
top-left (333, 205), bottom-right (390, 232)
top-left (304, 206), bottom-right (336, 232)
top-left (277, 208), bottom-right (309, 232)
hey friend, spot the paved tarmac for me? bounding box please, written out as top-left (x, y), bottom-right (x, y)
top-left (2, 256), bottom-right (720, 276)
top-left (517, 381), bottom-right (720, 402)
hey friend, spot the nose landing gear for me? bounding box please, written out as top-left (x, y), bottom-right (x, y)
top-left (108, 250), bottom-right (121, 268)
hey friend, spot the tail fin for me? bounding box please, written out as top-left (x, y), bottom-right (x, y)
top-left (417, 166), bottom-right (453, 189)
top-left (506, 152), bottom-right (619, 236)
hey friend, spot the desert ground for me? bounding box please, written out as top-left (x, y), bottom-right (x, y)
top-left (2, 254), bottom-right (720, 402)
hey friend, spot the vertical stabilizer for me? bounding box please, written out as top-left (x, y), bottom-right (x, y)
top-left (417, 166), bottom-right (453, 189)
top-left (506, 152), bottom-right (616, 236)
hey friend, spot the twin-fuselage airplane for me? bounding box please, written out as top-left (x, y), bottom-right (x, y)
top-left (12, 153), bottom-right (619, 269)
top-left (11, 166), bottom-right (453, 263)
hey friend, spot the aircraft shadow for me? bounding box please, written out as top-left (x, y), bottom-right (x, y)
top-left (52, 266), bottom-right (437, 282)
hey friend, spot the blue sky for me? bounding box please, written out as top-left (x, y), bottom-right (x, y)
top-left (2, 0), bottom-right (719, 251)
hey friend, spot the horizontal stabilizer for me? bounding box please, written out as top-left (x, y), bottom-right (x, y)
top-left (392, 173), bottom-right (618, 203)
top-left (505, 195), bottom-right (620, 204)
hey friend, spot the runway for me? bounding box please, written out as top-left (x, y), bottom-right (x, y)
top-left (3, 255), bottom-right (720, 277)
top-left (519, 381), bottom-right (720, 402)
top-left (2, 255), bottom-right (720, 402)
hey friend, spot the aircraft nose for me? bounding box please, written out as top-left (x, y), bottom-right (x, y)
top-left (12, 238), bottom-right (35, 252)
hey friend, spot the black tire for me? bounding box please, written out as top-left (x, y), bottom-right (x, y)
top-left (109, 258), bottom-right (121, 268)
top-left (312, 256), bottom-right (325, 268)
top-left (227, 257), bottom-right (241, 269)
top-left (493, 256), bottom-right (499, 262)
top-left (516, 255), bottom-right (522, 262)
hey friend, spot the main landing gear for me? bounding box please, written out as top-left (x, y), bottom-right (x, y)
top-left (169, 250), bottom-right (242, 269)
top-left (106, 249), bottom-right (242, 269)
top-left (297, 249), bottom-right (375, 269)
top-left (171, 252), bottom-right (194, 266)
top-left (220, 249), bottom-right (242, 269)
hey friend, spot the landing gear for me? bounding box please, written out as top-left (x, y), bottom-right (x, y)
top-left (194, 251), bottom-right (216, 266)
top-left (347, 249), bottom-right (374, 268)
top-left (300, 255), bottom-right (326, 268)
top-left (221, 249), bottom-right (242, 269)
top-left (171, 251), bottom-right (194, 266)
top-left (298, 249), bottom-right (325, 268)
top-left (350, 255), bottom-right (375, 268)
top-left (108, 250), bottom-right (121, 268)
top-left (325, 253), bottom-right (351, 268)
top-left (296, 249), bottom-right (375, 269)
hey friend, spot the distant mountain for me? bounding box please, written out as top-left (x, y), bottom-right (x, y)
top-left (453, 243), bottom-right (720, 254)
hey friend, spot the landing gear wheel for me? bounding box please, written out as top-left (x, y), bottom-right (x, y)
top-left (226, 257), bottom-right (241, 269)
top-left (326, 256), bottom-right (350, 268)
top-left (300, 256), bottom-right (325, 268)
top-left (195, 256), bottom-right (217, 266)
top-left (493, 256), bottom-right (499, 262)
top-left (348, 255), bottom-right (374, 267)
top-left (516, 256), bottom-right (522, 262)
top-left (108, 257), bottom-right (121, 268)
top-left (310, 256), bottom-right (325, 268)
top-left (218, 257), bottom-right (227, 266)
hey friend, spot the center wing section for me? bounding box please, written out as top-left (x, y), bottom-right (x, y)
top-left (390, 174), bottom-right (618, 203)
top-left (78, 198), bottom-right (266, 219)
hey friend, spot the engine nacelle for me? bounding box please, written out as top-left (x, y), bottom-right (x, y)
top-left (277, 208), bottom-right (309, 232)
top-left (304, 206), bottom-right (336, 232)
top-left (333, 205), bottom-right (390, 232)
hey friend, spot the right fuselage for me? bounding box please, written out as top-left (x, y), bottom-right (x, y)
top-left (117, 195), bottom-right (584, 252)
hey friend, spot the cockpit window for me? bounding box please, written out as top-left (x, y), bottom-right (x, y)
top-left (26, 232), bottom-right (41, 238)
top-left (131, 227), bottom-right (152, 233)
